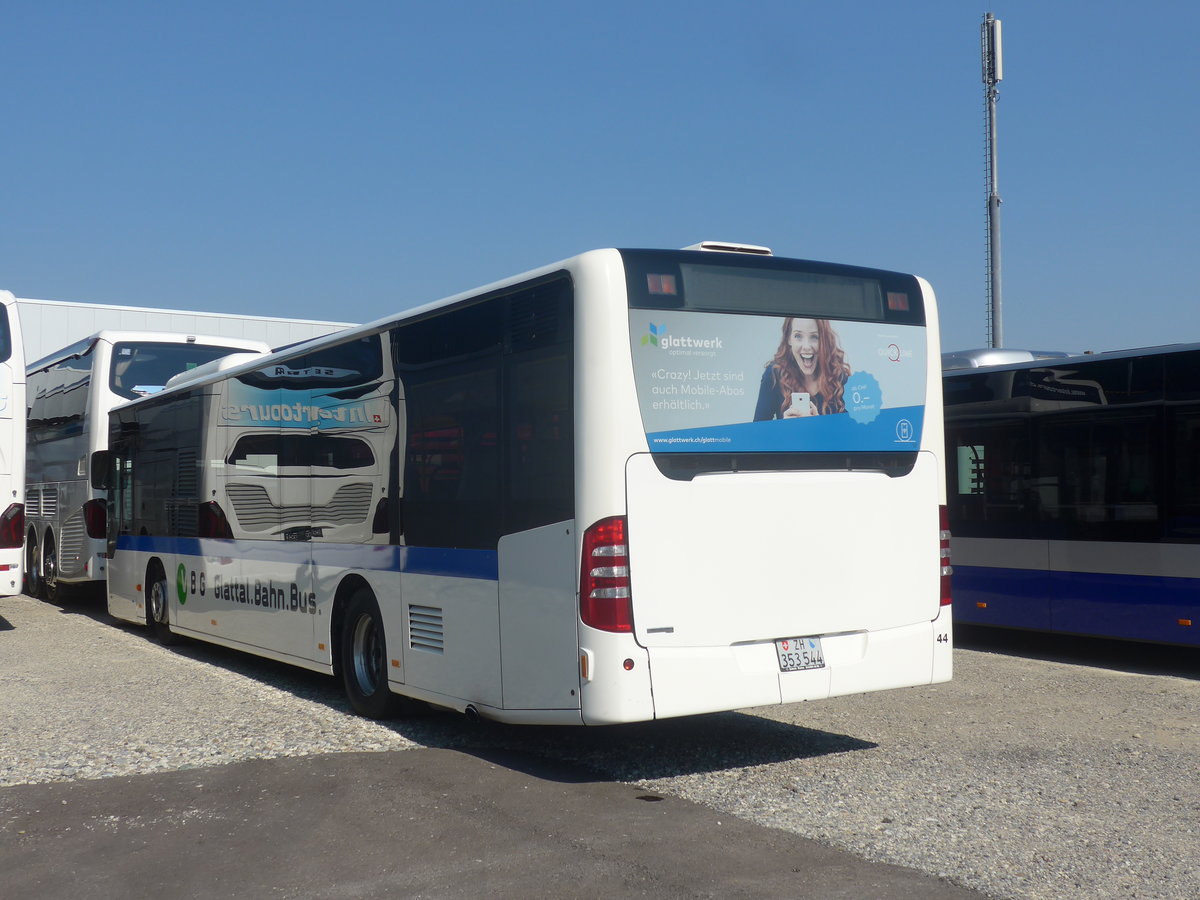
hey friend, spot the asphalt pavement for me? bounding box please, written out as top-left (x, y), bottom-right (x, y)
top-left (2, 746), bottom-right (983, 899)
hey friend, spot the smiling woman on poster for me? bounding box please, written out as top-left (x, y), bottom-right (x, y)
top-left (753, 317), bottom-right (851, 421)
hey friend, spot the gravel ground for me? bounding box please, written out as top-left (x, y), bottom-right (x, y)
top-left (2, 592), bottom-right (1198, 900)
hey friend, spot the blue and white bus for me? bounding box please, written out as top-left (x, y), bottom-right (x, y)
top-left (101, 244), bottom-right (952, 724)
top-left (944, 344), bottom-right (1200, 646)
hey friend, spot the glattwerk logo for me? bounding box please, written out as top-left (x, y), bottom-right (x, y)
top-left (641, 322), bottom-right (666, 347)
top-left (641, 322), bottom-right (723, 351)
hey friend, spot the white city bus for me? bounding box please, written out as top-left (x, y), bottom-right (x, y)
top-left (101, 244), bottom-right (952, 724)
top-left (0, 291), bottom-right (26, 596)
top-left (25, 331), bottom-right (271, 599)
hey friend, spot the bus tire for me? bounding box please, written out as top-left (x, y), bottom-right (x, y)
top-left (23, 532), bottom-right (40, 598)
top-left (41, 532), bottom-right (58, 603)
top-left (146, 561), bottom-right (178, 646)
top-left (340, 588), bottom-right (400, 719)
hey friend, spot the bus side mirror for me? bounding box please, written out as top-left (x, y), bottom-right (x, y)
top-left (90, 451), bottom-right (112, 491)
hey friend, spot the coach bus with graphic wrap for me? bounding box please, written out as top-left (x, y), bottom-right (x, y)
top-left (0, 291), bottom-right (26, 596)
top-left (944, 343), bottom-right (1200, 646)
top-left (98, 243), bottom-right (952, 724)
top-left (25, 331), bottom-right (270, 599)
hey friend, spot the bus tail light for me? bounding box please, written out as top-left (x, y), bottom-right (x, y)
top-left (0, 503), bottom-right (23, 549)
top-left (940, 505), bottom-right (953, 606)
top-left (580, 516), bottom-right (633, 633)
top-left (83, 498), bottom-right (107, 539)
top-left (199, 501), bottom-right (234, 539)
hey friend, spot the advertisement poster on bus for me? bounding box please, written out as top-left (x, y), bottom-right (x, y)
top-left (628, 310), bottom-right (926, 453)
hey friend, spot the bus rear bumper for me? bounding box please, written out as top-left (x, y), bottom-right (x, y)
top-left (646, 613), bottom-right (952, 720)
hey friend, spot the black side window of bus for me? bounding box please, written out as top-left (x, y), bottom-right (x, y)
top-left (1031, 358), bottom-right (1163, 543)
top-left (395, 303), bottom-right (503, 549)
top-left (123, 393), bottom-right (204, 537)
top-left (1165, 352), bottom-right (1200, 540)
top-left (506, 346), bottom-right (572, 534)
top-left (0, 307), bottom-right (11, 363)
top-left (303, 335), bottom-right (384, 385)
top-left (114, 451), bottom-right (134, 536)
top-left (946, 417), bottom-right (1034, 539)
top-left (1168, 408), bottom-right (1200, 540)
top-left (505, 280), bottom-right (573, 535)
top-left (1036, 409), bottom-right (1161, 542)
top-left (945, 371), bottom-right (1034, 538)
top-left (28, 355), bottom-right (91, 434)
top-left (392, 278), bottom-right (573, 550)
top-left (947, 357), bottom-right (1168, 543)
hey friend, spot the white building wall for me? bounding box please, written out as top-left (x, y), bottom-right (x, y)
top-left (15, 297), bottom-right (354, 364)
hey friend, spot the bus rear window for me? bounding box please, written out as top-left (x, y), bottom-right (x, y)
top-left (228, 434), bottom-right (376, 470)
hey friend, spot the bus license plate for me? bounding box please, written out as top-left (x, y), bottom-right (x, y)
top-left (775, 637), bottom-right (825, 672)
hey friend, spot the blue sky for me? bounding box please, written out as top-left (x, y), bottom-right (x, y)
top-left (4, 1), bottom-right (1197, 354)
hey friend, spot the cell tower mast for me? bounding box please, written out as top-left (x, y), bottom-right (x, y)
top-left (982, 12), bottom-right (1003, 348)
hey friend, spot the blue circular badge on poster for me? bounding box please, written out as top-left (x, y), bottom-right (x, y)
top-left (845, 371), bottom-right (881, 424)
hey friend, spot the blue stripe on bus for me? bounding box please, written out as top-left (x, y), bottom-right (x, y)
top-left (954, 565), bottom-right (1200, 646)
top-left (114, 536), bottom-right (499, 581)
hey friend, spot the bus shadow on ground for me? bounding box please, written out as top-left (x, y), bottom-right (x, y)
top-left (34, 588), bottom-right (877, 780)
top-left (956, 623), bottom-right (1200, 681)
top-left (445, 714), bottom-right (877, 783)
top-left (23, 585), bottom-right (109, 617)
top-left (172, 634), bottom-right (878, 780)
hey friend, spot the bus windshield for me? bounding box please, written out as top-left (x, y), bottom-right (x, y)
top-left (110, 342), bottom-right (263, 399)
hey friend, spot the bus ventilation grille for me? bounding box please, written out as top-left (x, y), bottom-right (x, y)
top-left (408, 604), bottom-right (445, 654)
top-left (226, 482), bottom-right (373, 531)
top-left (27, 489), bottom-right (56, 519)
top-left (60, 514), bottom-right (87, 571)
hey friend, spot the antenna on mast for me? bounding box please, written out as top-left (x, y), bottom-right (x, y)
top-left (982, 12), bottom-right (1003, 348)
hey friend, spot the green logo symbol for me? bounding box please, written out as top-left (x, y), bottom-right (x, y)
top-left (176, 564), bottom-right (188, 605)
top-left (641, 322), bottom-right (665, 347)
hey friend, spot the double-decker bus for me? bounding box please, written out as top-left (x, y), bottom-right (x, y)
top-left (944, 344), bottom-right (1200, 646)
top-left (0, 291), bottom-right (26, 596)
top-left (100, 244), bottom-right (952, 724)
top-left (25, 332), bottom-right (270, 599)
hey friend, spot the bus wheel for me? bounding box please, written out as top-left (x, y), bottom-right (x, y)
top-left (23, 533), bottom-right (40, 598)
top-left (340, 588), bottom-right (400, 719)
top-left (41, 534), bottom-right (58, 603)
top-left (146, 561), bottom-right (178, 646)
